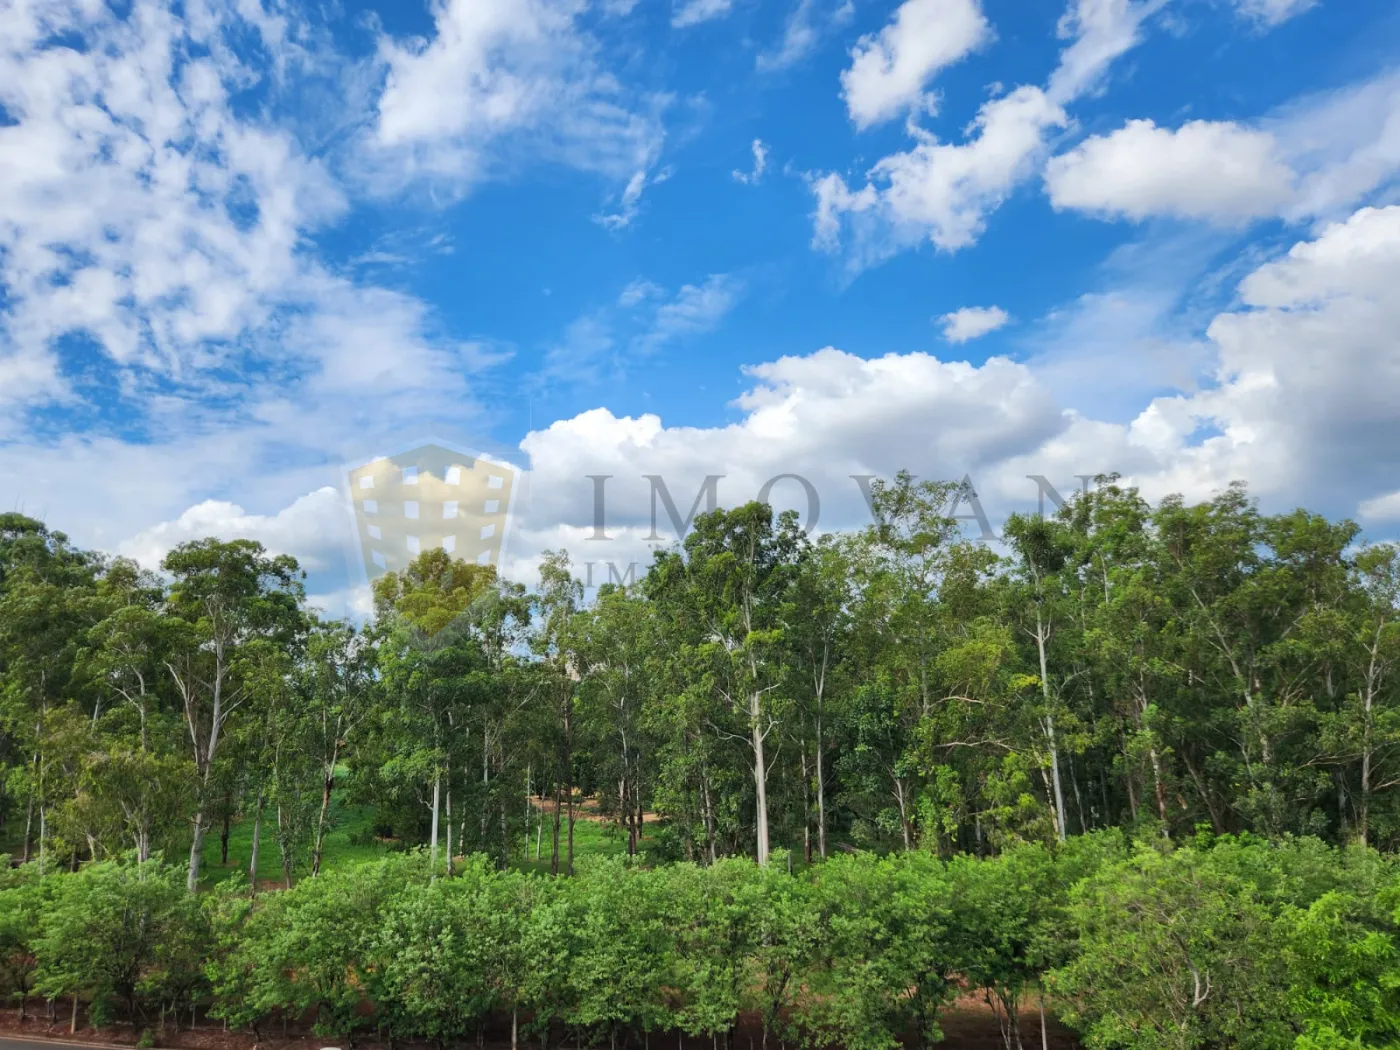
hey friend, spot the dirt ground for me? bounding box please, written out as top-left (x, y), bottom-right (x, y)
top-left (0, 997), bottom-right (1080, 1050)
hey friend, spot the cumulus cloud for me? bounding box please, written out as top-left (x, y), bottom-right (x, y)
top-left (525, 205), bottom-right (1400, 573)
top-left (1045, 119), bottom-right (1297, 223)
top-left (940, 306), bottom-right (1011, 342)
top-left (813, 0), bottom-right (1163, 267)
top-left (120, 488), bottom-right (351, 572)
top-left (0, 0), bottom-right (340, 410)
top-left (113, 206), bottom-right (1400, 592)
top-left (812, 86), bottom-right (1067, 259)
top-left (0, 0), bottom-right (495, 426)
top-left (839, 0), bottom-right (992, 129)
top-left (0, 0), bottom-right (509, 594)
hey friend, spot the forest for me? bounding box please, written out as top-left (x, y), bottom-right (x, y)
top-left (2, 473), bottom-right (1400, 1050)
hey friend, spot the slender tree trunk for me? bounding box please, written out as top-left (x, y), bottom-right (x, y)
top-left (501, 790), bottom-right (511, 867)
top-left (1150, 745), bottom-right (1170, 827)
top-left (445, 782), bottom-right (454, 877)
top-left (815, 703), bottom-right (827, 860)
top-left (312, 763), bottom-right (335, 877)
top-left (1035, 614), bottom-right (1067, 843)
top-left (187, 809), bottom-right (206, 891)
top-left (248, 789), bottom-right (264, 893)
top-left (482, 729), bottom-right (492, 841)
top-left (800, 741), bottom-right (811, 865)
top-left (430, 770), bottom-right (441, 871)
top-left (220, 805), bottom-right (231, 865)
top-left (1360, 680), bottom-right (1375, 847)
top-left (21, 786), bottom-right (34, 863)
top-left (567, 782), bottom-right (576, 877)
top-left (894, 779), bottom-right (911, 850)
top-left (565, 692), bottom-right (576, 876)
top-left (701, 766), bottom-right (717, 864)
top-left (277, 802), bottom-right (292, 890)
top-left (551, 781), bottom-right (562, 876)
top-left (751, 692), bottom-right (770, 867)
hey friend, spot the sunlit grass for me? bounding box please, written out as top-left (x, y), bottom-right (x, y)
top-left (199, 793), bottom-right (388, 889)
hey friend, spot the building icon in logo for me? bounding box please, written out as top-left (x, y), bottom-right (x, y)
top-left (345, 441), bottom-right (522, 583)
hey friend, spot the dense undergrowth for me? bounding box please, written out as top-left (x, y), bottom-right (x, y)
top-left (3, 831), bottom-right (1399, 1050)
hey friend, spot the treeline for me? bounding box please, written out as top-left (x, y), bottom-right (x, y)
top-left (3, 834), bottom-right (1399, 1050)
top-left (2, 473), bottom-right (1400, 886)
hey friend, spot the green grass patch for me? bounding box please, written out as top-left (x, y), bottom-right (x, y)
top-left (199, 792), bottom-right (388, 889)
top-left (512, 813), bottom-right (657, 874)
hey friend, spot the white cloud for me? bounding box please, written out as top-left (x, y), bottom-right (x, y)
top-left (120, 487), bottom-right (350, 572)
top-left (0, 0), bottom-right (341, 408)
top-left (371, 0), bottom-right (664, 195)
top-left (519, 204), bottom-right (1400, 560)
top-left (532, 274), bottom-right (743, 390)
top-left (813, 86), bottom-right (1067, 259)
top-left (1271, 68), bottom-right (1400, 223)
top-left (0, 0), bottom-right (510, 597)
top-left (757, 0), bottom-right (855, 72)
top-left (840, 0), bottom-right (993, 129)
top-left (594, 169), bottom-right (651, 230)
top-left (636, 275), bottom-right (743, 352)
top-left (733, 139), bottom-right (769, 184)
top-left (619, 279), bottom-right (664, 308)
top-left (940, 305), bottom-right (1011, 342)
top-left (1047, 0), bottom-right (1167, 106)
top-left (814, 0), bottom-right (1163, 266)
top-left (1360, 490), bottom-right (1400, 524)
top-left (0, 0), bottom-right (499, 437)
top-left (1045, 119), bottom-right (1297, 223)
top-left (105, 202), bottom-right (1400, 594)
top-left (1041, 67), bottom-right (1400, 229)
top-left (1230, 0), bottom-right (1318, 28)
top-left (672, 0), bottom-right (735, 29)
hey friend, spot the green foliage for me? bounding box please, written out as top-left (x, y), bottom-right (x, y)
top-left (32, 855), bottom-right (207, 1026)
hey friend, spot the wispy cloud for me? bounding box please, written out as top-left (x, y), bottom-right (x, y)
top-left (672, 0), bottom-right (736, 29)
top-left (757, 0), bottom-right (855, 72)
top-left (732, 140), bottom-right (770, 184)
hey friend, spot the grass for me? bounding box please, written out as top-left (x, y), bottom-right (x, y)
top-left (199, 793), bottom-right (388, 889)
top-left (512, 811), bottom-right (657, 874)
top-left (0, 784), bottom-right (652, 887)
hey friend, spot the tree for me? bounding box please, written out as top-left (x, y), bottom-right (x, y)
top-left (650, 503), bottom-right (801, 866)
top-left (162, 539), bottom-right (305, 891)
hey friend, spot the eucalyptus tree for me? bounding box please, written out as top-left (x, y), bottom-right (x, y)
top-left (1152, 487), bottom-right (1357, 836)
top-left (647, 502), bottom-right (802, 866)
top-left (373, 548), bottom-right (499, 872)
top-left (1330, 542), bottom-right (1400, 845)
top-left (782, 535), bottom-right (851, 860)
top-left (295, 619), bottom-right (376, 877)
top-left (573, 582), bottom-right (658, 854)
top-left (535, 550), bottom-right (584, 874)
top-left (841, 474), bottom-right (967, 849)
top-left (0, 514), bottom-right (101, 869)
top-left (1002, 512), bottom-right (1080, 843)
top-left (161, 538), bottom-right (306, 891)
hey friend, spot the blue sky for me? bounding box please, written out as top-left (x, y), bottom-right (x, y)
top-left (2, 0), bottom-right (1400, 612)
